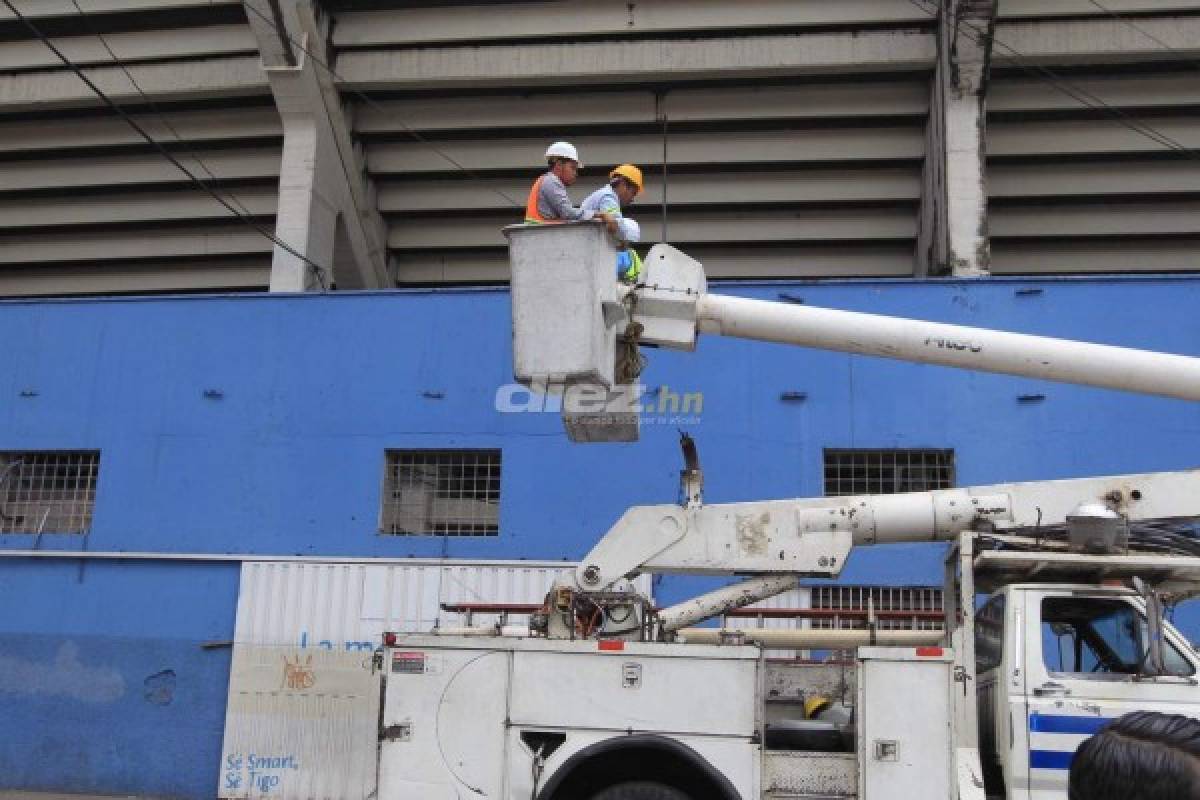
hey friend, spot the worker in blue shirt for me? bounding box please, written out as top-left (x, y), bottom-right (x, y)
top-left (583, 164), bottom-right (644, 283)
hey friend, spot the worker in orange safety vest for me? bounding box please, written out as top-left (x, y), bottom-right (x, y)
top-left (524, 141), bottom-right (616, 234)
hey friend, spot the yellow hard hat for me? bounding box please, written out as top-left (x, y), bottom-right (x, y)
top-left (804, 695), bottom-right (832, 719)
top-left (609, 164), bottom-right (644, 193)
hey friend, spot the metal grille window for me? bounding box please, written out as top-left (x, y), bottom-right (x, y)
top-left (381, 450), bottom-right (501, 536)
top-left (811, 585), bottom-right (944, 632)
top-left (0, 451), bottom-right (99, 534)
top-left (823, 448), bottom-right (954, 497)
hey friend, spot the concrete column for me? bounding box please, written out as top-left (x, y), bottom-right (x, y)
top-left (916, 0), bottom-right (997, 277)
top-left (270, 113), bottom-right (338, 291)
top-left (245, 0), bottom-right (391, 291)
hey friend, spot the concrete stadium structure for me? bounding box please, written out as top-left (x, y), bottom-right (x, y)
top-left (1, 0), bottom-right (1198, 294)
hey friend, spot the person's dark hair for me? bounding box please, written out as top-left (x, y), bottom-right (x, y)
top-left (1069, 711), bottom-right (1200, 800)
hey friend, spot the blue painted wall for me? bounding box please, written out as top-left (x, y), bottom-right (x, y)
top-left (2, 276), bottom-right (1199, 797)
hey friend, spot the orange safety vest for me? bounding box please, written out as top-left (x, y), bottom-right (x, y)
top-left (524, 174), bottom-right (564, 224)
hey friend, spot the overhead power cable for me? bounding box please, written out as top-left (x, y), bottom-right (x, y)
top-left (236, 0), bottom-right (524, 208)
top-left (3, 0), bottom-right (332, 290)
top-left (1086, 0), bottom-right (1200, 68)
top-left (906, 0), bottom-right (1200, 163)
top-left (67, 0), bottom-right (261, 223)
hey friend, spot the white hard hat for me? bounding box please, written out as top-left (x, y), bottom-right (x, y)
top-left (544, 141), bottom-right (582, 168)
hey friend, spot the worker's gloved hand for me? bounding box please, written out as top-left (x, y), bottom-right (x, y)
top-left (599, 212), bottom-right (619, 235)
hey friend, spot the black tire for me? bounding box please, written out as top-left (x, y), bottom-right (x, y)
top-left (587, 781), bottom-right (691, 800)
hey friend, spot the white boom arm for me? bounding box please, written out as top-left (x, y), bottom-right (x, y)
top-left (694, 292), bottom-right (1200, 402)
top-left (567, 469), bottom-right (1200, 612)
top-left (630, 243), bottom-right (1200, 402)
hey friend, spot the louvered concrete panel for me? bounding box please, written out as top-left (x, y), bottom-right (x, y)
top-left (0, 106), bottom-right (282, 154)
top-left (393, 244), bottom-right (915, 285)
top-left (0, 186), bottom-right (279, 229)
top-left (0, 56), bottom-right (268, 111)
top-left (353, 81), bottom-right (928, 136)
top-left (367, 128), bottom-right (925, 175)
top-left (991, 161), bottom-right (1200, 199)
top-left (1, 25), bottom-right (257, 71)
top-left (356, 92), bottom-right (657, 135)
top-left (0, 148), bottom-right (280, 192)
top-left (324, 0), bottom-right (1200, 43)
top-left (665, 81), bottom-right (929, 123)
top-left (0, 227), bottom-right (272, 264)
top-left (999, 0), bottom-right (1200, 17)
top-left (992, 202), bottom-right (1200, 238)
top-left (696, 246), bottom-right (916, 278)
top-left (987, 62), bottom-right (1200, 272)
top-left (378, 169), bottom-right (923, 214)
top-left (990, 73), bottom-right (1200, 114)
top-left (991, 239), bottom-right (1200, 274)
top-left (0, 0), bottom-right (240, 18)
top-left (0, 261), bottom-right (269, 297)
top-left (995, 18), bottom-right (1200, 65)
top-left (989, 118), bottom-right (1200, 157)
top-left (332, 0), bottom-right (931, 47)
top-left (388, 209), bottom-right (916, 251)
top-left (336, 31), bottom-right (935, 91)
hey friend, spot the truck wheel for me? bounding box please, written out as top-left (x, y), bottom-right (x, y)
top-left (587, 782), bottom-right (691, 800)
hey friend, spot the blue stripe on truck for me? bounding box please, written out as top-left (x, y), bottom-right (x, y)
top-left (1029, 714), bottom-right (1113, 735)
top-left (1029, 750), bottom-right (1075, 770)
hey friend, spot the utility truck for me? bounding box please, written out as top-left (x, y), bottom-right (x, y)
top-left (376, 224), bottom-right (1200, 800)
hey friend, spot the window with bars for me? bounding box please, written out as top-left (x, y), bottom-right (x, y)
top-left (810, 585), bottom-right (944, 632)
top-left (0, 451), bottom-right (99, 534)
top-left (380, 449), bottom-right (501, 536)
top-left (823, 448), bottom-right (954, 497)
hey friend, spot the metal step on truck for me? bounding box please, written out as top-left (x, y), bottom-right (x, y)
top-left (372, 225), bottom-right (1200, 800)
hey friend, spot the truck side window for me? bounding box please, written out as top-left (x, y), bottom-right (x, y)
top-left (975, 594), bottom-right (1005, 673)
top-left (1041, 597), bottom-right (1195, 678)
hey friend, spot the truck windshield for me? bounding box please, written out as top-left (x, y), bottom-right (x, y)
top-left (1041, 597), bottom-right (1194, 678)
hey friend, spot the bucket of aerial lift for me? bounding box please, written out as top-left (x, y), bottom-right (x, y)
top-left (504, 222), bottom-right (618, 390)
top-left (505, 222), bottom-right (639, 442)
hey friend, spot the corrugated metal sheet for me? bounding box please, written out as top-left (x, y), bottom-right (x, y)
top-left (232, 559), bottom-right (651, 646)
top-left (223, 559), bottom-right (650, 799)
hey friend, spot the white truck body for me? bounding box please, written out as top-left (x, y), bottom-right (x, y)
top-left (377, 637), bottom-right (963, 800)
top-left (376, 552), bottom-right (1200, 800)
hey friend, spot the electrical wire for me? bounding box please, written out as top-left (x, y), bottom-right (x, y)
top-left (987, 517), bottom-right (1200, 557)
top-left (2, 0), bottom-right (332, 291)
top-left (66, 0), bottom-right (260, 221)
top-left (1086, 0), bottom-right (1200, 68)
top-left (238, 0), bottom-right (523, 209)
top-left (906, 0), bottom-right (1200, 163)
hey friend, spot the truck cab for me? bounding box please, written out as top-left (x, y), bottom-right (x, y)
top-left (976, 582), bottom-right (1200, 799)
